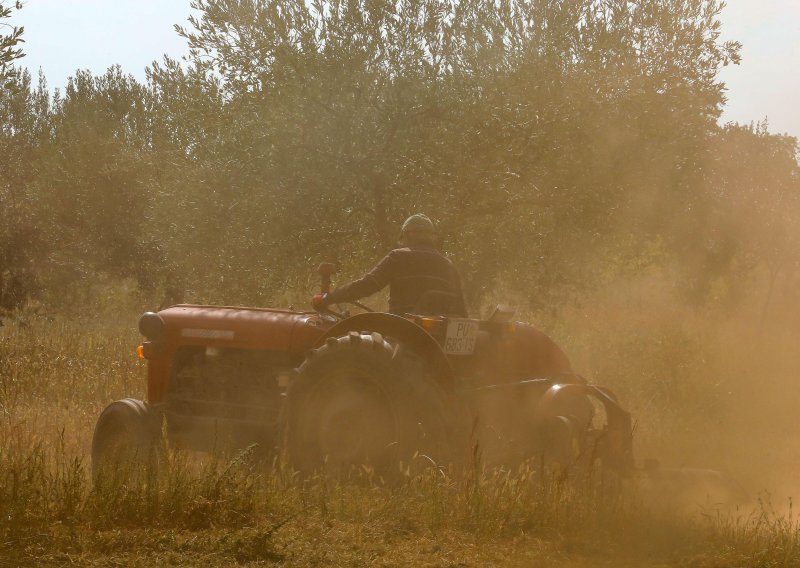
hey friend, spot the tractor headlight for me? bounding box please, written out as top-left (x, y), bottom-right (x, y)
top-left (138, 311), bottom-right (166, 340)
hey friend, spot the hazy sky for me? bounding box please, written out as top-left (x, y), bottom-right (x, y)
top-left (9, 0), bottom-right (800, 137)
top-left (717, 1), bottom-right (800, 136)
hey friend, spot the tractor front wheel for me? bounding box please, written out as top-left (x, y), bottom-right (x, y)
top-left (91, 398), bottom-right (164, 485)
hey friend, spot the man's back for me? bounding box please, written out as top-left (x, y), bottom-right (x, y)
top-left (378, 246), bottom-right (466, 316)
top-left (313, 213), bottom-right (467, 317)
top-left (322, 244), bottom-right (467, 316)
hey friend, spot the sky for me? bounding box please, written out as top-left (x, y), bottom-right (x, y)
top-left (717, 1), bottom-right (800, 136)
top-left (8, 0), bottom-right (800, 138)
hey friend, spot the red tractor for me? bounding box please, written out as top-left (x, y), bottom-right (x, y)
top-left (92, 265), bottom-right (634, 479)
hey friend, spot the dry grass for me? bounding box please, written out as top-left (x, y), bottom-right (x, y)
top-left (2, 309), bottom-right (800, 567)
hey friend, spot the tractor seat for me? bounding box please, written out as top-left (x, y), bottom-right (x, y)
top-left (411, 290), bottom-right (466, 317)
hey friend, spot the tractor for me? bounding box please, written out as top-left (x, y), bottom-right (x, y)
top-left (91, 264), bottom-right (635, 480)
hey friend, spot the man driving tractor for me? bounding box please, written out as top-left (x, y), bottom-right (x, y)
top-left (312, 214), bottom-right (468, 317)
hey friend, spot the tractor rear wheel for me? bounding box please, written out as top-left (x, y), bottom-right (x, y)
top-left (287, 332), bottom-right (452, 477)
top-left (91, 398), bottom-right (164, 485)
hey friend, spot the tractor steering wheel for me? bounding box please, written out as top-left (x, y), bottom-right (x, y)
top-left (314, 300), bottom-right (374, 320)
top-left (344, 300), bottom-right (374, 313)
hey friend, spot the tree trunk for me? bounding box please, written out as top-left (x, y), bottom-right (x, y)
top-left (371, 176), bottom-right (392, 250)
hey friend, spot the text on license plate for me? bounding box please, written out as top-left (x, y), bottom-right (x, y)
top-left (443, 318), bottom-right (479, 355)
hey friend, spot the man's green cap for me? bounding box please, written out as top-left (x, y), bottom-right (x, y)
top-left (401, 214), bottom-right (435, 235)
top-left (401, 214), bottom-right (436, 245)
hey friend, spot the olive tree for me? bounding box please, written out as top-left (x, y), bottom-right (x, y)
top-left (0, 0), bottom-right (23, 84)
top-left (164, 0), bottom-right (740, 310)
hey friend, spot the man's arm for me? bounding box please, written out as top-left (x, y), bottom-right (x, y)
top-left (324, 252), bottom-right (396, 305)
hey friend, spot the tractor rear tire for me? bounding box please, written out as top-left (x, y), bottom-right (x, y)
top-left (91, 398), bottom-right (164, 485)
top-left (287, 332), bottom-right (453, 477)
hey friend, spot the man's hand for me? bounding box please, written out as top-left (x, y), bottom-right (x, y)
top-left (311, 293), bottom-right (330, 311)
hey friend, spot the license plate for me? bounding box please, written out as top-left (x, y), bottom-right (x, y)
top-left (443, 318), bottom-right (479, 355)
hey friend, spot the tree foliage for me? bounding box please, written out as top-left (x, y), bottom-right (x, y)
top-left (2, 0), bottom-right (798, 317)
top-left (0, 1), bottom-right (24, 84)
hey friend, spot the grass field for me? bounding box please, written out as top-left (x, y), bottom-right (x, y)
top-left (2, 304), bottom-right (800, 567)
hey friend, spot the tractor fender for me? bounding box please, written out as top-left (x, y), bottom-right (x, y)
top-left (314, 312), bottom-right (455, 392)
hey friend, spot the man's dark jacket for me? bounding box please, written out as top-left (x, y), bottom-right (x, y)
top-left (326, 245), bottom-right (467, 316)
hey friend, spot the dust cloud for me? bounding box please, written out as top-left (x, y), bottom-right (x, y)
top-left (549, 261), bottom-right (800, 512)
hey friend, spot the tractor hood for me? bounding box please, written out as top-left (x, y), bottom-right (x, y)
top-left (157, 304), bottom-right (328, 352)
